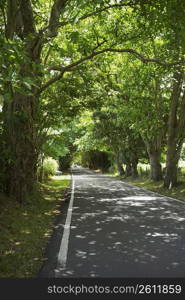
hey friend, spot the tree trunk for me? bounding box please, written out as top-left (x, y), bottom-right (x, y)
top-left (164, 144), bottom-right (179, 188)
top-left (125, 163), bottom-right (132, 177)
top-left (2, 18), bottom-right (43, 202)
top-left (116, 152), bottom-right (125, 176)
top-left (143, 136), bottom-right (163, 181)
top-left (3, 92), bottom-right (38, 202)
top-left (164, 138), bottom-right (183, 188)
top-left (164, 71), bottom-right (183, 188)
top-left (131, 159), bottom-right (138, 178)
top-left (117, 162), bottom-right (125, 176)
top-left (149, 151), bottom-right (162, 181)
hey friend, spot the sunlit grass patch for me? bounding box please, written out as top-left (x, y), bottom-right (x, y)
top-left (0, 175), bottom-right (70, 277)
top-left (45, 175), bottom-right (70, 189)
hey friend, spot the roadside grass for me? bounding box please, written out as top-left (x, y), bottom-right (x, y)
top-left (106, 164), bottom-right (185, 202)
top-left (124, 176), bottom-right (185, 202)
top-left (0, 175), bottom-right (70, 278)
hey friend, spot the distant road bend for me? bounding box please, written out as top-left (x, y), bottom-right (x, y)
top-left (40, 167), bottom-right (185, 278)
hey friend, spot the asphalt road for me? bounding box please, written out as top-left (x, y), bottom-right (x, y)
top-left (39, 167), bottom-right (185, 278)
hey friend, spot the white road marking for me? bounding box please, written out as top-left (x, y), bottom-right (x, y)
top-left (55, 174), bottom-right (75, 273)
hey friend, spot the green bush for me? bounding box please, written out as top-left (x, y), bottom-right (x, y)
top-left (42, 158), bottom-right (59, 179)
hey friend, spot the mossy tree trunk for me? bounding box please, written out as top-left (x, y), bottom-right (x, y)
top-left (3, 93), bottom-right (38, 201)
top-left (2, 50), bottom-right (42, 202)
top-left (2, 0), bottom-right (43, 202)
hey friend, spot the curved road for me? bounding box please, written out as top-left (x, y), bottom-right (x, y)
top-left (40, 167), bottom-right (185, 278)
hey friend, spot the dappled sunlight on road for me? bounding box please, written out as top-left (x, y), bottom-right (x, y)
top-left (55, 169), bottom-right (185, 278)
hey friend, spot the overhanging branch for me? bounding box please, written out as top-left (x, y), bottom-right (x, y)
top-left (39, 47), bottom-right (185, 94)
top-left (38, 71), bottom-right (65, 94)
top-left (49, 48), bottom-right (185, 71)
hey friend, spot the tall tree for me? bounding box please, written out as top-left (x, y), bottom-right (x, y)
top-left (1, 0), bottom-right (140, 202)
top-left (1, 0), bottom-right (185, 202)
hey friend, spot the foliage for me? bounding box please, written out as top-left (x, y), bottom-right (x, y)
top-left (41, 157), bottom-right (59, 178)
top-left (1, 0), bottom-right (185, 200)
top-left (1, 0), bottom-right (185, 279)
top-left (80, 150), bottom-right (112, 172)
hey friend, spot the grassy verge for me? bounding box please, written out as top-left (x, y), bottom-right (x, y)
top-left (106, 174), bottom-right (185, 201)
top-left (123, 176), bottom-right (185, 202)
top-left (0, 175), bottom-right (70, 277)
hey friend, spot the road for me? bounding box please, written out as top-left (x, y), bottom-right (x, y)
top-left (39, 167), bottom-right (185, 278)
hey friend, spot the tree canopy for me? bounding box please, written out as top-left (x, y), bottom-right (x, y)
top-left (1, 0), bottom-right (185, 202)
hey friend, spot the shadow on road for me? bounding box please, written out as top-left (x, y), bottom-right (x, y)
top-left (53, 169), bottom-right (185, 277)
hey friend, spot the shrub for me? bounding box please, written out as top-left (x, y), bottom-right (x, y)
top-left (41, 158), bottom-right (59, 179)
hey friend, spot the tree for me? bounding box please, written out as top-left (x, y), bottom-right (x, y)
top-left (124, 62), bottom-right (168, 181)
top-left (1, 0), bottom-right (185, 202)
top-left (1, 0), bottom-right (142, 202)
top-left (162, 2), bottom-right (185, 187)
